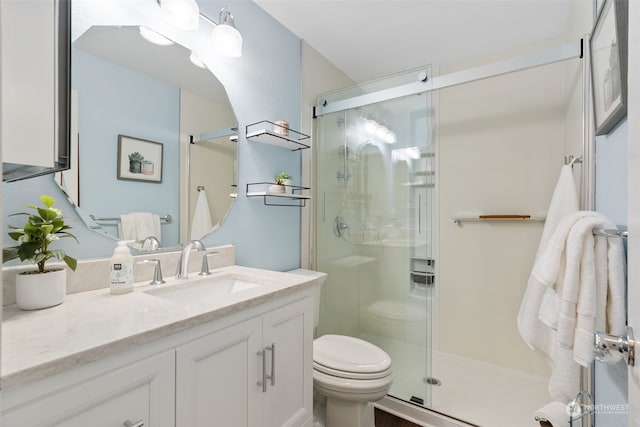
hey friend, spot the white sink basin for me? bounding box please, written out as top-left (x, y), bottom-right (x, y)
top-left (144, 273), bottom-right (265, 304)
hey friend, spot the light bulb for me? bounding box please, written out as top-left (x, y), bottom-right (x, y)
top-left (211, 24), bottom-right (243, 57)
top-left (189, 51), bottom-right (207, 68)
top-left (159, 0), bottom-right (199, 31)
top-left (139, 26), bottom-right (174, 46)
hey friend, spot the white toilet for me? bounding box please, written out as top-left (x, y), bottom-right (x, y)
top-left (313, 334), bottom-right (393, 427)
top-left (287, 269), bottom-right (393, 427)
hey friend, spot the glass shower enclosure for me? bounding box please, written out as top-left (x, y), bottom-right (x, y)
top-left (315, 68), bottom-right (436, 407)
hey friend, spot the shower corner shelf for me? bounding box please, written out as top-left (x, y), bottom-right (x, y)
top-left (246, 182), bottom-right (311, 207)
top-left (246, 120), bottom-right (310, 151)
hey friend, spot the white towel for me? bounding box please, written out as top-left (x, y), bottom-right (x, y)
top-left (517, 165), bottom-right (579, 355)
top-left (518, 212), bottom-right (595, 358)
top-left (191, 190), bottom-right (214, 240)
top-left (131, 212), bottom-right (161, 242)
top-left (118, 214), bottom-right (137, 241)
top-left (535, 165), bottom-right (579, 259)
top-left (118, 212), bottom-right (161, 243)
top-left (518, 211), bottom-right (626, 401)
top-left (555, 215), bottom-right (625, 366)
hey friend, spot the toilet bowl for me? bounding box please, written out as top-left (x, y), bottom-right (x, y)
top-left (313, 334), bottom-right (393, 427)
top-left (286, 269), bottom-right (393, 427)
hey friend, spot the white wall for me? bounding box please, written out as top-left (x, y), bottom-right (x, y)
top-left (300, 41), bottom-right (353, 271)
top-left (437, 39), bottom-right (582, 376)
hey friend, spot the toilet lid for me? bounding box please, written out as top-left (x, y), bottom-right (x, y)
top-left (313, 335), bottom-right (392, 379)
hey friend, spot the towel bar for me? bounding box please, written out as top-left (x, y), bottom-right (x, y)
top-left (452, 215), bottom-right (545, 225)
top-left (90, 214), bottom-right (172, 224)
top-left (593, 228), bottom-right (628, 239)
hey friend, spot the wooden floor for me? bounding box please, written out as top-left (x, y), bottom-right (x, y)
top-left (374, 408), bottom-right (421, 427)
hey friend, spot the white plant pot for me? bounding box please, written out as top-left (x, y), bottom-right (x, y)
top-left (15, 268), bottom-right (66, 310)
top-left (282, 179), bottom-right (293, 194)
top-left (269, 184), bottom-right (285, 194)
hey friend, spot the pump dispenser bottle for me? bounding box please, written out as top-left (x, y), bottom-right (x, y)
top-left (110, 241), bottom-right (134, 294)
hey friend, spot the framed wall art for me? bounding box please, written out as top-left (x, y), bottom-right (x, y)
top-left (590, 0), bottom-right (628, 136)
top-left (117, 135), bottom-right (163, 183)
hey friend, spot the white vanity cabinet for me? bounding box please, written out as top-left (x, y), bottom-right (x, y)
top-left (176, 296), bottom-right (314, 427)
top-left (1, 350), bottom-right (176, 427)
top-left (2, 288), bottom-right (315, 427)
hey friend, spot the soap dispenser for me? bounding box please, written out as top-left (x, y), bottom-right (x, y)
top-left (110, 241), bottom-right (134, 294)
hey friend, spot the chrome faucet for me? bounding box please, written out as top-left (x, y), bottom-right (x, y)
top-left (141, 236), bottom-right (160, 251)
top-left (176, 240), bottom-right (205, 279)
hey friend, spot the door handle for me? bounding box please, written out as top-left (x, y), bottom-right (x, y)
top-left (123, 420), bottom-right (144, 427)
top-left (594, 326), bottom-right (635, 366)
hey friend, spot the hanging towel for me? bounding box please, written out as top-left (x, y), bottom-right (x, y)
top-left (118, 212), bottom-right (161, 243)
top-left (536, 164), bottom-right (579, 258)
top-left (118, 214), bottom-right (137, 241)
top-left (191, 189), bottom-right (214, 240)
top-left (554, 215), bottom-right (625, 366)
top-left (518, 211), bottom-right (626, 401)
top-left (131, 212), bottom-right (161, 243)
top-left (517, 165), bottom-right (579, 356)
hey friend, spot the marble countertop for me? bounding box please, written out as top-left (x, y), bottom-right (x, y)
top-left (1, 265), bottom-right (321, 390)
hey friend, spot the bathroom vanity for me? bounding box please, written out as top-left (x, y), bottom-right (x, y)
top-left (1, 266), bottom-right (318, 427)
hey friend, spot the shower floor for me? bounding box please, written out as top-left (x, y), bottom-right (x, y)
top-left (361, 334), bottom-right (550, 427)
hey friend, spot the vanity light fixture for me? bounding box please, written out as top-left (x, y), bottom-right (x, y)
top-left (156, 1), bottom-right (243, 58)
top-left (158, 0), bottom-right (200, 31)
top-left (139, 26), bottom-right (175, 46)
top-left (203, 7), bottom-right (243, 58)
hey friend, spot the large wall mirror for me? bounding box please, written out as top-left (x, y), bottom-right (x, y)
top-left (59, 2), bottom-right (238, 250)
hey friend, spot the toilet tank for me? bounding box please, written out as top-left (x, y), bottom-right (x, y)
top-left (287, 269), bottom-right (327, 330)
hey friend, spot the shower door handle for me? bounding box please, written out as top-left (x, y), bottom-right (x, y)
top-left (418, 194), bottom-right (421, 235)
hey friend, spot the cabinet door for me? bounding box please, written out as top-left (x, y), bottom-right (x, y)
top-left (2, 350), bottom-right (175, 427)
top-left (262, 297), bottom-right (314, 427)
top-left (176, 317), bottom-right (262, 427)
top-left (1, 0), bottom-right (71, 181)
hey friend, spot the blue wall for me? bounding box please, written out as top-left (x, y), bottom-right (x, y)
top-left (3, 0), bottom-right (303, 271)
top-left (594, 119), bottom-right (628, 427)
top-left (73, 48), bottom-right (181, 245)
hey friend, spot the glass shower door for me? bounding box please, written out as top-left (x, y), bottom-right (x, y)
top-left (314, 71), bottom-right (434, 407)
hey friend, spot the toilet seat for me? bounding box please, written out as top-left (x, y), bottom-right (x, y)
top-left (313, 335), bottom-right (392, 380)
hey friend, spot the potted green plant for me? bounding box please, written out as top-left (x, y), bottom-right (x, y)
top-left (128, 151), bottom-right (144, 173)
top-left (275, 172), bottom-right (293, 194)
top-left (3, 195), bottom-right (78, 310)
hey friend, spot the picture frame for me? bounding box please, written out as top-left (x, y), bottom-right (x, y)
top-left (117, 135), bottom-right (163, 183)
top-left (590, 0), bottom-right (628, 136)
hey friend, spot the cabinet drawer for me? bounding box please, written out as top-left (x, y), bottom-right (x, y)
top-left (2, 350), bottom-right (175, 427)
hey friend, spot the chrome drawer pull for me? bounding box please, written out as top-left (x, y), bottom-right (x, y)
top-left (257, 349), bottom-right (267, 392)
top-left (266, 343), bottom-right (276, 386)
top-left (123, 420), bottom-right (144, 427)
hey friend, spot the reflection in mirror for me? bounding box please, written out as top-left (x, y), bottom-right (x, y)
top-left (60, 25), bottom-right (238, 250)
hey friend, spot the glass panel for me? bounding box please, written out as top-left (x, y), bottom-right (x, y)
top-left (315, 67), bottom-right (433, 407)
